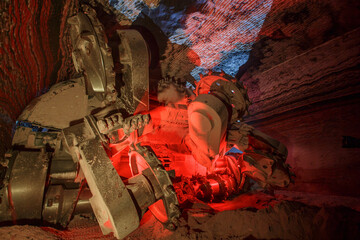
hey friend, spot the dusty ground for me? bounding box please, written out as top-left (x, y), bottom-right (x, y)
top-left (0, 190), bottom-right (359, 240)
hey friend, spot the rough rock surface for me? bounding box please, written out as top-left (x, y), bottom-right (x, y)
top-left (0, 191), bottom-right (359, 240)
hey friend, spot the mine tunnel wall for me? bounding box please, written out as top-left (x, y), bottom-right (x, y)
top-left (0, 0), bottom-right (359, 197)
top-left (240, 0), bottom-right (360, 197)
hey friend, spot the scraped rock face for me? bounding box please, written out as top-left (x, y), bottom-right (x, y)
top-left (0, 0), bottom-right (359, 231)
top-left (0, 191), bottom-right (359, 239)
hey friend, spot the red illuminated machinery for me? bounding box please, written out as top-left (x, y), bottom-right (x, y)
top-left (0, 5), bottom-right (292, 239)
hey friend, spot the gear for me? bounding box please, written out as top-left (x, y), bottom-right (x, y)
top-left (195, 71), bottom-right (251, 122)
top-left (129, 144), bottom-right (181, 230)
top-left (67, 4), bottom-right (116, 103)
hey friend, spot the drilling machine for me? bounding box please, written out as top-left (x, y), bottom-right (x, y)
top-left (0, 5), bottom-right (292, 239)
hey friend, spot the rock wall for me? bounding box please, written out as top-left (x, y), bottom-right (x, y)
top-left (0, 0), bottom-right (78, 156)
top-left (0, 0), bottom-right (359, 197)
top-left (239, 0), bottom-right (360, 197)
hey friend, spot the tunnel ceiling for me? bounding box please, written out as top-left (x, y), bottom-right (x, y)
top-left (1, 0), bottom-right (359, 119)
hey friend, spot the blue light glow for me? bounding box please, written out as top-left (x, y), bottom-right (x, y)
top-left (227, 147), bottom-right (243, 154)
top-left (16, 120), bottom-right (49, 132)
top-left (110, 0), bottom-right (146, 21)
top-left (110, 0), bottom-right (273, 78)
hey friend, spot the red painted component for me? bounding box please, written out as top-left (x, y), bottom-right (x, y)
top-left (148, 199), bottom-right (167, 223)
top-left (195, 73), bottom-right (232, 96)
